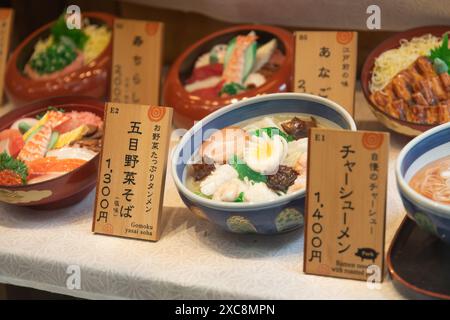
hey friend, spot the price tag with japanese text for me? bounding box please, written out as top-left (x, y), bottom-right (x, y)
top-left (294, 31), bottom-right (357, 116)
top-left (304, 128), bottom-right (389, 282)
top-left (110, 18), bottom-right (163, 105)
top-left (92, 103), bottom-right (172, 241)
top-left (0, 8), bottom-right (13, 105)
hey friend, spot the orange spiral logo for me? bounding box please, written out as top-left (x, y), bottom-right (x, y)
top-left (103, 223), bottom-right (114, 235)
top-left (336, 32), bottom-right (353, 45)
top-left (148, 106), bottom-right (166, 122)
top-left (362, 132), bottom-right (384, 150)
top-left (146, 22), bottom-right (159, 36)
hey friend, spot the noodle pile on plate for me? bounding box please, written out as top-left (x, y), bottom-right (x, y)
top-left (370, 34), bottom-right (441, 92)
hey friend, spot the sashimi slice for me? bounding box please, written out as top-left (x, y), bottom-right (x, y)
top-left (185, 63), bottom-right (224, 84)
top-left (27, 157), bottom-right (87, 178)
top-left (54, 111), bottom-right (103, 134)
top-left (222, 33), bottom-right (257, 84)
top-left (0, 129), bottom-right (25, 157)
top-left (18, 125), bottom-right (52, 162)
top-left (23, 110), bottom-right (70, 141)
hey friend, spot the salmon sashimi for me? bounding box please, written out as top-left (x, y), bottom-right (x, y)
top-left (27, 157), bottom-right (86, 178)
top-left (18, 124), bottom-right (52, 162)
top-left (54, 111), bottom-right (103, 134)
top-left (222, 34), bottom-right (257, 85)
top-left (0, 129), bottom-right (25, 157)
top-left (45, 110), bottom-right (71, 129)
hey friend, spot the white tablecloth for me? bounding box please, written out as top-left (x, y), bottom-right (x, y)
top-left (0, 88), bottom-right (414, 299)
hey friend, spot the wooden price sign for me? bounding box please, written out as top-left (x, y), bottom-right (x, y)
top-left (293, 31), bottom-right (357, 116)
top-left (0, 8), bottom-right (13, 105)
top-left (92, 103), bottom-right (172, 241)
top-left (110, 18), bottom-right (163, 105)
top-left (304, 128), bottom-right (389, 282)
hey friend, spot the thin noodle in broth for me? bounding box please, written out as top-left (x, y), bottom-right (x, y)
top-left (409, 156), bottom-right (450, 205)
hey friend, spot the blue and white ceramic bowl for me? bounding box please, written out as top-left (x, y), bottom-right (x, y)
top-left (171, 93), bottom-right (357, 234)
top-left (396, 122), bottom-right (450, 245)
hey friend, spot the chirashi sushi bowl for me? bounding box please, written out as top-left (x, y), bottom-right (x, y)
top-left (0, 96), bottom-right (104, 208)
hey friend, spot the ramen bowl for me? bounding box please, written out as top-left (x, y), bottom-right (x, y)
top-left (164, 24), bottom-right (294, 128)
top-left (0, 96), bottom-right (104, 209)
top-left (361, 26), bottom-right (450, 137)
top-left (396, 122), bottom-right (450, 244)
top-left (171, 93), bottom-right (356, 234)
top-left (5, 12), bottom-right (114, 106)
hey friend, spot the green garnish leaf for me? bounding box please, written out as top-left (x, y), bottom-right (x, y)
top-left (51, 13), bottom-right (89, 50)
top-left (429, 33), bottom-right (450, 74)
top-left (230, 155), bottom-right (267, 183)
top-left (0, 152), bottom-right (28, 184)
top-left (36, 106), bottom-right (65, 120)
top-left (234, 192), bottom-right (245, 202)
top-left (219, 82), bottom-right (245, 97)
top-left (194, 191), bottom-right (212, 199)
top-left (250, 127), bottom-right (294, 142)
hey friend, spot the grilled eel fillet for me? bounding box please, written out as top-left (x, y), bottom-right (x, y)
top-left (370, 56), bottom-right (450, 124)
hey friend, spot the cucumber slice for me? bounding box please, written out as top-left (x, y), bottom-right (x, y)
top-left (243, 42), bottom-right (257, 81)
top-left (25, 125), bottom-right (42, 143)
top-left (224, 37), bottom-right (237, 67)
top-left (18, 122), bottom-right (32, 134)
top-left (48, 131), bottom-right (60, 150)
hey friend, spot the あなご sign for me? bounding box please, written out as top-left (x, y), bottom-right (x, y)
top-left (293, 31), bottom-right (358, 116)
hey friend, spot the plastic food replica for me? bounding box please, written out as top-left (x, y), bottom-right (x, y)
top-left (24, 14), bottom-right (111, 80)
top-left (370, 33), bottom-right (450, 125)
top-left (184, 31), bottom-right (284, 98)
top-left (0, 107), bottom-right (103, 186)
top-left (185, 114), bottom-right (339, 203)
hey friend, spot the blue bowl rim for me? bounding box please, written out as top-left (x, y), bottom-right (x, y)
top-left (396, 121), bottom-right (450, 218)
top-left (171, 92), bottom-right (357, 210)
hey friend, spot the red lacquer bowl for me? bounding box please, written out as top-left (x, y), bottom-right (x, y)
top-left (163, 24), bottom-right (294, 128)
top-left (5, 12), bottom-right (114, 106)
top-left (361, 26), bottom-right (450, 136)
top-left (0, 96), bottom-right (104, 209)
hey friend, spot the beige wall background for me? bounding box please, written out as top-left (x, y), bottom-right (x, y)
top-left (125, 0), bottom-right (450, 31)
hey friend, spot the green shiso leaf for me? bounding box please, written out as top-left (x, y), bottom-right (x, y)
top-left (51, 13), bottom-right (89, 50)
top-left (249, 127), bottom-right (294, 142)
top-left (230, 155), bottom-right (267, 183)
top-left (429, 33), bottom-right (450, 74)
top-left (219, 82), bottom-right (246, 97)
top-left (234, 192), bottom-right (245, 202)
top-left (0, 152), bottom-right (28, 184)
